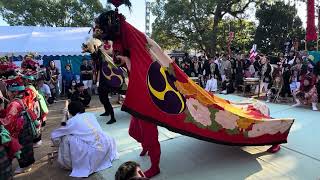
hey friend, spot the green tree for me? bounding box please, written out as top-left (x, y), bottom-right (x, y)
top-left (0, 0), bottom-right (106, 27)
top-left (151, 0), bottom-right (259, 55)
top-left (254, 1), bottom-right (305, 53)
top-left (216, 19), bottom-right (256, 52)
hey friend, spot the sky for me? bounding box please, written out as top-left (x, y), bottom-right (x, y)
top-left (0, 0), bottom-right (315, 31)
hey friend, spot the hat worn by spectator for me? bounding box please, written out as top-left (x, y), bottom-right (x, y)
top-left (76, 82), bottom-right (85, 88)
top-left (22, 70), bottom-right (37, 81)
top-left (5, 76), bottom-right (25, 91)
top-left (0, 56), bottom-right (19, 78)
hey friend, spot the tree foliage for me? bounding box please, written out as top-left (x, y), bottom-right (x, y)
top-left (0, 0), bottom-right (107, 27)
top-left (151, 0), bottom-right (259, 55)
top-left (216, 19), bottom-right (256, 53)
top-left (254, 1), bottom-right (305, 53)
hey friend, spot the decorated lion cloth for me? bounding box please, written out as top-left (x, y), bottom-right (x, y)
top-left (95, 11), bottom-right (294, 146)
top-left (82, 38), bottom-right (128, 92)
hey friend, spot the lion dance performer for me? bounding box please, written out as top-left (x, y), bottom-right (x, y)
top-left (82, 38), bottom-right (127, 124)
top-left (94, 0), bottom-right (294, 178)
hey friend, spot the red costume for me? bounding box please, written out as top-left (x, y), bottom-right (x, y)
top-left (129, 117), bottom-right (160, 177)
top-left (95, 1), bottom-right (294, 178)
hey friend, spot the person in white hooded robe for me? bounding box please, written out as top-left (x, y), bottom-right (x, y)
top-left (51, 101), bottom-right (118, 177)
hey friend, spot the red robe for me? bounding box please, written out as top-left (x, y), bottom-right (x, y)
top-left (1, 101), bottom-right (25, 138)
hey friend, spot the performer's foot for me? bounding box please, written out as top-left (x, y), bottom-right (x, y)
top-left (106, 118), bottom-right (116, 124)
top-left (140, 149), bottom-right (148, 156)
top-left (267, 144), bottom-right (281, 153)
top-left (144, 167), bottom-right (160, 178)
top-left (100, 112), bottom-right (110, 116)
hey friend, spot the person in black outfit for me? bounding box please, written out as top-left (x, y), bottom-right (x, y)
top-left (221, 78), bottom-right (235, 94)
top-left (80, 59), bottom-right (93, 94)
top-left (234, 55), bottom-right (244, 91)
top-left (71, 82), bottom-right (91, 107)
top-left (183, 53), bottom-right (191, 64)
top-left (280, 64), bottom-right (292, 98)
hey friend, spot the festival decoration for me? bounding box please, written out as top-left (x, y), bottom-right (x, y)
top-left (306, 0), bottom-right (317, 41)
top-left (107, 0), bottom-right (131, 9)
top-left (249, 44), bottom-right (257, 62)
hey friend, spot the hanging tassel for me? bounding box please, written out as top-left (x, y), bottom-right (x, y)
top-left (306, 0), bottom-right (317, 42)
top-left (107, 0), bottom-right (132, 10)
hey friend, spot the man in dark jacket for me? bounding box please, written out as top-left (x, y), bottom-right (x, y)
top-left (71, 82), bottom-right (91, 107)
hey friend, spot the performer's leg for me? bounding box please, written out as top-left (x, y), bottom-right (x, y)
top-left (98, 87), bottom-right (116, 123)
top-left (106, 96), bottom-right (116, 124)
top-left (128, 117), bottom-right (147, 156)
top-left (140, 121), bottom-right (161, 178)
top-left (98, 87), bottom-right (110, 116)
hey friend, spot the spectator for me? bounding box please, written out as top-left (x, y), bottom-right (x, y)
top-left (255, 56), bottom-right (272, 95)
top-left (220, 77), bottom-right (235, 94)
top-left (193, 58), bottom-right (201, 76)
top-left (80, 59), bottom-right (93, 94)
top-left (205, 74), bottom-right (218, 93)
top-left (287, 50), bottom-right (296, 65)
top-left (280, 63), bottom-right (292, 98)
top-left (290, 57), bottom-right (303, 93)
top-left (292, 69), bottom-right (318, 111)
top-left (37, 78), bottom-right (54, 104)
top-left (183, 52), bottom-right (191, 64)
top-left (46, 60), bottom-right (60, 100)
top-left (220, 54), bottom-right (232, 82)
top-left (51, 101), bottom-right (118, 178)
top-left (209, 58), bottom-right (221, 81)
top-left (243, 54), bottom-right (252, 78)
top-left (203, 57), bottom-right (211, 79)
top-left (267, 63), bottom-right (283, 102)
top-left (115, 161), bottom-right (149, 180)
top-left (71, 82), bottom-right (91, 107)
top-left (234, 54), bottom-right (244, 91)
top-left (62, 64), bottom-right (76, 97)
top-left (68, 80), bottom-right (77, 99)
top-left (253, 56), bottom-right (262, 78)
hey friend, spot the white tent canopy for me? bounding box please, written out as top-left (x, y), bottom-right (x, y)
top-left (0, 26), bottom-right (91, 56)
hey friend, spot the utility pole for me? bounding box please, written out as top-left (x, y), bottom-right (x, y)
top-left (145, 0), bottom-right (151, 37)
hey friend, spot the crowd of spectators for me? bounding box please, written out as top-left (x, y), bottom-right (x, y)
top-left (173, 51), bottom-right (320, 111)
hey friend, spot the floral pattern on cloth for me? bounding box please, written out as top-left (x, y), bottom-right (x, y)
top-left (215, 110), bottom-right (239, 130)
top-left (186, 98), bottom-right (211, 126)
top-left (250, 100), bottom-right (270, 117)
top-left (248, 120), bottom-right (292, 138)
top-left (0, 101), bottom-right (24, 138)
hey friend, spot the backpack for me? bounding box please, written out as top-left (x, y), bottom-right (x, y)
top-left (15, 99), bottom-right (40, 139)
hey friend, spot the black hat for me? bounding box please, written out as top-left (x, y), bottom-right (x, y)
top-left (76, 82), bottom-right (84, 88)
